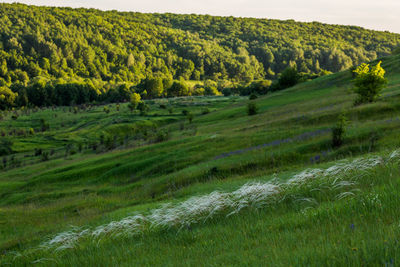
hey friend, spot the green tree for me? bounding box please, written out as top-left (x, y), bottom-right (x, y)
top-left (128, 93), bottom-right (141, 112)
top-left (0, 86), bottom-right (17, 110)
top-left (167, 81), bottom-right (189, 97)
top-left (146, 77), bottom-right (164, 98)
top-left (137, 101), bottom-right (150, 115)
top-left (353, 61), bottom-right (387, 104)
top-left (277, 67), bottom-right (300, 89)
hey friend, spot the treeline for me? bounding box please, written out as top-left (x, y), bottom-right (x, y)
top-left (1, 66), bottom-right (327, 109)
top-left (0, 3), bottom-right (399, 109)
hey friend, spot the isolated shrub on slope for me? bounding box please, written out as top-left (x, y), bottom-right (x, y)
top-left (247, 102), bottom-right (258, 116)
top-left (332, 112), bottom-right (348, 148)
top-left (353, 61), bottom-right (387, 104)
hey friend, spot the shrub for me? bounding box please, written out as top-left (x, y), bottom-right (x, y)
top-left (137, 101), bottom-right (150, 115)
top-left (40, 118), bottom-right (49, 131)
top-left (332, 113), bottom-right (348, 148)
top-left (249, 93), bottom-right (258, 100)
top-left (247, 102), bottom-right (258, 116)
top-left (34, 148), bottom-right (42, 156)
top-left (159, 104), bottom-right (167, 109)
top-left (103, 106), bottom-right (110, 114)
top-left (0, 138), bottom-right (13, 156)
top-left (182, 109), bottom-right (189, 116)
top-left (222, 88), bottom-right (232, 96)
top-left (155, 130), bottom-right (169, 143)
top-left (41, 151), bottom-right (49, 161)
top-left (352, 61), bottom-right (387, 104)
top-left (201, 108), bottom-right (210, 115)
top-left (187, 113), bottom-right (194, 123)
top-left (129, 93), bottom-right (141, 112)
top-left (277, 67), bottom-right (300, 89)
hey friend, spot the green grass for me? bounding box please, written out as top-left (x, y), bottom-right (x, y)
top-left (1, 54), bottom-right (400, 266)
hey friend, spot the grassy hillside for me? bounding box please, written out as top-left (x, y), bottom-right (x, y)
top-left (1, 54), bottom-right (400, 265)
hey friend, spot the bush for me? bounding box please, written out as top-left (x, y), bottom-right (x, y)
top-left (353, 61), bottom-right (387, 104)
top-left (182, 109), bottom-right (189, 116)
top-left (277, 67), bottom-right (300, 89)
top-left (41, 151), bottom-right (49, 161)
top-left (222, 88), bottom-right (232, 96)
top-left (34, 148), bottom-right (42, 156)
top-left (40, 118), bottom-right (49, 132)
top-left (155, 130), bottom-right (169, 143)
top-left (332, 113), bottom-right (348, 148)
top-left (249, 93), bottom-right (258, 100)
top-left (137, 101), bottom-right (150, 115)
top-left (247, 102), bottom-right (258, 116)
top-left (187, 113), bottom-right (194, 123)
top-left (201, 108), bottom-right (210, 115)
top-left (0, 138), bottom-right (13, 156)
top-left (129, 93), bottom-right (141, 112)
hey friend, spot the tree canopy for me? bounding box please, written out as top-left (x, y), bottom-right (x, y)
top-left (0, 3), bottom-right (399, 109)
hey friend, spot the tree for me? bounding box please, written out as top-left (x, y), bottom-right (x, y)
top-left (137, 101), bottom-right (149, 115)
top-left (128, 93), bottom-right (141, 112)
top-left (277, 67), bottom-right (300, 89)
top-left (167, 81), bottom-right (189, 97)
top-left (353, 61), bottom-right (387, 104)
top-left (145, 77), bottom-right (164, 98)
top-left (0, 86), bottom-right (17, 110)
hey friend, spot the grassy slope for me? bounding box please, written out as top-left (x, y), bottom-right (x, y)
top-left (1, 55), bottom-right (400, 265)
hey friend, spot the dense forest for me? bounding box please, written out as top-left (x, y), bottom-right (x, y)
top-left (0, 3), bottom-right (399, 109)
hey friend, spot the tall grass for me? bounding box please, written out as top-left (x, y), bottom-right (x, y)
top-left (38, 149), bottom-right (399, 253)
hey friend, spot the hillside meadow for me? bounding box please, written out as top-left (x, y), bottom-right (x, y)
top-left (0, 54), bottom-right (399, 265)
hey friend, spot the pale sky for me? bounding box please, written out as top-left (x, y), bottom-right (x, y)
top-left (1, 0), bottom-right (400, 33)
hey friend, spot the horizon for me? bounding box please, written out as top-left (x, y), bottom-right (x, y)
top-left (1, 0), bottom-right (399, 34)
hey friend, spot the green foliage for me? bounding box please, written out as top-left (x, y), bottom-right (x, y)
top-left (221, 87), bottom-right (232, 96)
top-left (201, 107), bottom-right (210, 114)
top-left (0, 3), bottom-right (397, 109)
top-left (0, 86), bottom-right (17, 110)
top-left (128, 93), bottom-right (141, 111)
top-left (332, 112), bottom-right (348, 148)
top-left (137, 101), bottom-right (150, 115)
top-left (187, 113), bottom-right (194, 123)
top-left (353, 61), bottom-right (387, 104)
top-left (168, 81), bottom-right (189, 97)
top-left (0, 138), bottom-right (12, 156)
top-left (276, 67), bottom-right (300, 90)
top-left (247, 102), bottom-right (258, 116)
top-left (249, 93), bottom-right (258, 100)
top-left (155, 130), bottom-right (169, 143)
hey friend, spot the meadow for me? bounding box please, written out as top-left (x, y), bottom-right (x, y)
top-left (1, 54), bottom-right (400, 266)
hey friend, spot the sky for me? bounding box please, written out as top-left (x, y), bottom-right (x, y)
top-left (1, 0), bottom-right (400, 33)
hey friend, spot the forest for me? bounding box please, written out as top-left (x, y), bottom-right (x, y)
top-left (0, 3), bottom-right (400, 109)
